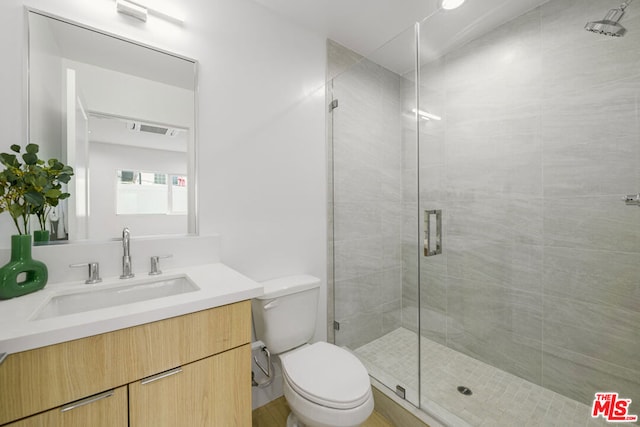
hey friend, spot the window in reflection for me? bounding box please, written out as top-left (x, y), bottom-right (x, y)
top-left (116, 170), bottom-right (187, 215)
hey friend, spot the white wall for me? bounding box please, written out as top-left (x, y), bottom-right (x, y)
top-left (0, 0), bottom-right (327, 407)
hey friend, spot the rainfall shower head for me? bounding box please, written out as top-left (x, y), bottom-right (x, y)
top-left (585, 0), bottom-right (633, 37)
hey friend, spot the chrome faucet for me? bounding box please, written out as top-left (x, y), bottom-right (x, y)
top-left (120, 227), bottom-right (135, 279)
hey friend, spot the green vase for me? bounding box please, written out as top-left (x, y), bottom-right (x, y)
top-left (0, 235), bottom-right (48, 299)
top-left (33, 230), bottom-right (50, 244)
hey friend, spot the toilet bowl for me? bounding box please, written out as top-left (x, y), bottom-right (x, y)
top-left (252, 275), bottom-right (374, 427)
top-left (280, 342), bottom-right (374, 427)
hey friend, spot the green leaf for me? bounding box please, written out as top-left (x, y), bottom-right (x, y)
top-left (58, 173), bottom-right (71, 184)
top-left (10, 145), bottom-right (20, 153)
top-left (45, 188), bottom-right (62, 198)
top-left (8, 203), bottom-right (23, 219)
top-left (0, 153), bottom-right (18, 168)
top-left (25, 144), bottom-right (39, 154)
top-left (22, 153), bottom-right (38, 165)
top-left (24, 191), bottom-right (45, 207)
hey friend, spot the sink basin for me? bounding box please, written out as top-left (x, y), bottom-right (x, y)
top-left (32, 276), bottom-right (199, 320)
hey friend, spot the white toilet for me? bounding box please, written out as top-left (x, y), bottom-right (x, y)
top-left (252, 275), bottom-right (374, 427)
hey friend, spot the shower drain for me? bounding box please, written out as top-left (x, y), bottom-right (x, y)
top-left (457, 386), bottom-right (473, 396)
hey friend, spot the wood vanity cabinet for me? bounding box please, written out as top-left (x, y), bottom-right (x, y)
top-left (0, 301), bottom-right (252, 426)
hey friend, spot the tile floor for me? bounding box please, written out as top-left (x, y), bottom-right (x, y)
top-left (355, 328), bottom-right (635, 427)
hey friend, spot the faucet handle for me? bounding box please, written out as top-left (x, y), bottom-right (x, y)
top-left (70, 262), bottom-right (102, 284)
top-left (149, 255), bottom-right (172, 276)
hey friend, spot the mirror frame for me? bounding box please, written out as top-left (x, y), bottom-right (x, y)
top-left (24, 7), bottom-right (199, 243)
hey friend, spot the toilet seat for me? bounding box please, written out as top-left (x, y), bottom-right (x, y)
top-left (281, 342), bottom-right (371, 410)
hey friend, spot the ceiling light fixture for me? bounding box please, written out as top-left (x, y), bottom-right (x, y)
top-left (440, 0), bottom-right (466, 10)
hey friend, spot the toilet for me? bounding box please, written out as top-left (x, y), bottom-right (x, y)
top-left (252, 275), bottom-right (374, 427)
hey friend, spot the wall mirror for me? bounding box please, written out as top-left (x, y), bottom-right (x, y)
top-left (25, 10), bottom-right (197, 244)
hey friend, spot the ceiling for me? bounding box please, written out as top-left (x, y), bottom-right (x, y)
top-left (89, 114), bottom-right (188, 153)
top-left (252, 0), bottom-right (551, 73)
top-left (30, 11), bottom-right (195, 90)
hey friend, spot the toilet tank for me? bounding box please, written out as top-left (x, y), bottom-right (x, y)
top-left (252, 275), bottom-right (321, 355)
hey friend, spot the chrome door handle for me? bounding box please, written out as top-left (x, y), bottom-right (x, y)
top-left (424, 210), bottom-right (442, 257)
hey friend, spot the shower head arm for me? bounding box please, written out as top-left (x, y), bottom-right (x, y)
top-left (621, 0), bottom-right (633, 11)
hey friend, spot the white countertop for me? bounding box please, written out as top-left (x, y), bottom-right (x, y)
top-left (0, 263), bottom-right (263, 355)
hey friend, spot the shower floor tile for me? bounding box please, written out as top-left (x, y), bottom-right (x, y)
top-left (354, 328), bottom-right (623, 427)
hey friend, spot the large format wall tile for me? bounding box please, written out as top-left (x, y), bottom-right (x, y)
top-left (544, 295), bottom-right (640, 362)
top-left (542, 344), bottom-right (640, 406)
top-left (327, 39), bottom-right (363, 81)
top-left (541, 94), bottom-right (639, 198)
top-left (333, 201), bottom-right (381, 242)
top-left (543, 196), bottom-right (640, 253)
top-left (420, 255), bottom-right (447, 313)
top-left (446, 277), bottom-right (543, 343)
top-left (446, 238), bottom-right (543, 294)
top-left (543, 246), bottom-right (640, 311)
top-left (334, 273), bottom-right (384, 318)
top-left (447, 197), bottom-right (543, 245)
top-left (334, 311), bottom-right (384, 350)
top-left (333, 237), bottom-right (384, 282)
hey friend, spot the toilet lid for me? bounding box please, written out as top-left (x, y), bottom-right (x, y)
top-left (281, 342), bottom-right (371, 410)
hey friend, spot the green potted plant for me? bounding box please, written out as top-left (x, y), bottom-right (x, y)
top-left (0, 144), bottom-right (73, 299)
top-left (33, 159), bottom-right (73, 243)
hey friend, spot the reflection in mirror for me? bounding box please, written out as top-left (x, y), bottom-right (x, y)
top-left (116, 170), bottom-right (188, 216)
top-left (25, 10), bottom-right (196, 245)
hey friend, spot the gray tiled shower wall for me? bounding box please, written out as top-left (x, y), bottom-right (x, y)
top-left (330, 0), bottom-right (640, 411)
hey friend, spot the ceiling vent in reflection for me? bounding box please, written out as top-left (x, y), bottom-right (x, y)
top-left (126, 121), bottom-right (181, 137)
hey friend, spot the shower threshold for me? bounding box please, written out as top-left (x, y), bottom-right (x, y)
top-left (354, 328), bottom-right (619, 427)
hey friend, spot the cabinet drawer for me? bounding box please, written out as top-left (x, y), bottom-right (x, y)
top-left (0, 301), bottom-right (251, 425)
top-left (4, 386), bottom-right (128, 427)
top-left (129, 344), bottom-right (251, 426)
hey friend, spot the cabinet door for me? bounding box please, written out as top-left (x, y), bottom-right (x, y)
top-left (5, 386), bottom-right (127, 427)
top-left (129, 344), bottom-right (251, 427)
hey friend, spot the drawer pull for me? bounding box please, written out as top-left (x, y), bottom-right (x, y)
top-left (61, 389), bottom-right (114, 412)
top-left (140, 367), bottom-right (183, 385)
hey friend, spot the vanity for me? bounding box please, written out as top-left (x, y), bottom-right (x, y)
top-left (0, 263), bottom-right (262, 426)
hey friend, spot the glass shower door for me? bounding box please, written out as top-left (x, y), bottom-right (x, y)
top-left (416, 2), bottom-right (640, 425)
top-left (328, 23), bottom-right (421, 406)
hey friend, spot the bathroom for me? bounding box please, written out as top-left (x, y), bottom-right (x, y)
top-left (0, 0), bottom-right (638, 426)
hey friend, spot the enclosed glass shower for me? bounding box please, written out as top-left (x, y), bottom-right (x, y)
top-left (328, 1), bottom-right (640, 425)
